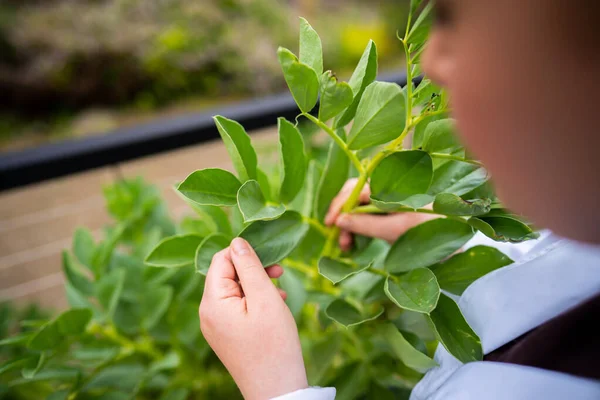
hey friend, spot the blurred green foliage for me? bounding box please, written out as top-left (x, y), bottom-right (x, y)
top-left (0, 0), bottom-right (408, 151)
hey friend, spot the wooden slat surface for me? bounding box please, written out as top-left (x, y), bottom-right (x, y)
top-left (0, 126), bottom-right (277, 311)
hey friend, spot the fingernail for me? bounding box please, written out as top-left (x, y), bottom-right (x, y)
top-left (336, 214), bottom-right (351, 228)
top-left (231, 238), bottom-right (250, 255)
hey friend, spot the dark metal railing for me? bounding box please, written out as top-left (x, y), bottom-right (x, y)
top-left (0, 72), bottom-right (413, 191)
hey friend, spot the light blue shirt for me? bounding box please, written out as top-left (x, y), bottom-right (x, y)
top-left (274, 232), bottom-right (600, 400)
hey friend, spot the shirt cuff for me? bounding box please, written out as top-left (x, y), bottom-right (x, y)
top-left (270, 387), bottom-right (336, 400)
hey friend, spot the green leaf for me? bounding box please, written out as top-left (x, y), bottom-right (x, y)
top-left (407, 1), bottom-right (434, 45)
top-left (195, 234), bottom-right (231, 275)
top-left (375, 322), bottom-right (437, 373)
top-left (318, 257), bottom-right (371, 285)
top-left (279, 268), bottom-right (307, 318)
top-left (384, 269), bottom-right (440, 314)
top-left (413, 114), bottom-right (444, 150)
top-left (278, 47), bottom-right (319, 113)
top-left (385, 218), bottom-right (474, 273)
top-left (177, 169), bottom-right (242, 207)
top-left (239, 211), bottom-right (309, 266)
top-left (159, 388), bottom-right (190, 400)
top-left (65, 283), bottom-right (99, 316)
top-left (28, 309), bottom-right (92, 351)
top-left (428, 161), bottom-right (489, 197)
top-left (327, 362), bottom-right (370, 400)
top-left (348, 81), bottom-right (406, 150)
top-left (302, 160), bottom-right (323, 217)
top-left (257, 167), bottom-right (274, 202)
top-left (145, 234), bottom-right (204, 268)
top-left (0, 357), bottom-right (34, 377)
top-left (370, 151), bottom-right (433, 209)
top-left (237, 180), bottom-right (285, 223)
top-left (72, 228), bottom-right (95, 269)
top-left (314, 130), bottom-right (350, 221)
top-left (189, 205), bottom-right (233, 238)
top-left (62, 251), bottom-right (94, 297)
top-left (428, 293), bottom-right (483, 363)
top-left (180, 217), bottom-right (213, 237)
top-left (299, 17), bottom-right (323, 76)
top-left (97, 269), bottom-right (126, 320)
top-left (84, 363), bottom-right (146, 392)
top-left (422, 119), bottom-right (462, 155)
top-left (142, 286), bottom-right (173, 330)
top-left (325, 299), bottom-right (384, 328)
top-left (278, 118), bottom-right (308, 204)
top-left (469, 214), bottom-right (538, 243)
top-left (55, 308), bottom-right (93, 335)
top-left (431, 245), bottom-right (513, 295)
top-left (213, 116), bottom-right (258, 181)
top-left (306, 334), bottom-right (342, 385)
top-left (335, 40), bottom-right (378, 128)
top-left (433, 193), bottom-right (491, 216)
top-left (319, 71), bottom-right (353, 122)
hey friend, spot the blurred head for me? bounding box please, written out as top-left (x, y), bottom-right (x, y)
top-left (421, 0), bottom-right (600, 243)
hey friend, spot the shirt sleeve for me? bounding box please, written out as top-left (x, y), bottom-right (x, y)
top-left (270, 387), bottom-right (336, 400)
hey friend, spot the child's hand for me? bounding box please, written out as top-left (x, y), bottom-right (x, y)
top-left (325, 178), bottom-right (439, 251)
top-left (199, 238), bottom-right (308, 400)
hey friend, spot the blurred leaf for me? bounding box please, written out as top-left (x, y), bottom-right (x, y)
top-left (72, 228), bottom-right (96, 269)
top-left (195, 234), bottom-right (231, 275)
top-left (240, 211), bottom-right (309, 266)
top-left (278, 47), bottom-right (319, 113)
top-left (371, 151), bottom-right (433, 209)
top-left (214, 116), bottom-right (257, 181)
top-left (180, 217), bottom-right (213, 237)
top-left (433, 193), bottom-right (491, 216)
top-left (325, 299), bottom-right (383, 328)
top-left (145, 234), bottom-right (204, 268)
top-left (237, 180), bottom-right (285, 223)
top-left (348, 82), bottom-right (406, 150)
top-left (318, 257), bottom-right (370, 285)
top-left (299, 17), bottom-right (323, 76)
top-left (159, 388), bottom-right (190, 400)
top-left (327, 362), bottom-right (369, 400)
top-left (187, 205), bottom-right (233, 238)
top-left (335, 41), bottom-right (378, 128)
top-left (257, 167), bottom-right (274, 202)
top-left (385, 219), bottom-right (474, 273)
top-left (142, 286), bottom-right (173, 330)
top-left (306, 333), bottom-right (342, 385)
top-left (177, 169), bottom-right (242, 207)
top-left (375, 322), bottom-right (437, 373)
top-left (21, 352), bottom-right (46, 379)
top-left (385, 269), bottom-right (440, 314)
top-left (84, 363), bottom-right (146, 392)
top-left (301, 160), bottom-right (323, 217)
top-left (429, 294), bottom-right (483, 363)
top-left (278, 118), bottom-right (308, 204)
top-left (62, 251), bottom-right (94, 297)
top-left (28, 309), bottom-right (92, 351)
top-left (279, 268), bottom-right (306, 319)
top-left (431, 245), bottom-right (513, 295)
top-left (319, 71), bottom-right (353, 122)
top-left (97, 269), bottom-right (126, 320)
top-left (314, 129), bottom-right (349, 222)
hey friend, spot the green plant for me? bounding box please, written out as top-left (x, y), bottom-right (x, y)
top-left (0, 3), bottom-right (539, 399)
top-left (146, 4), bottom-right (537, 397)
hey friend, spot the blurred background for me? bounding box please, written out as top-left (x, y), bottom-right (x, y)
top-left (0, 0), bottom-right (409, 153)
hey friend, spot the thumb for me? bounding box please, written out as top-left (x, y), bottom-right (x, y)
top-left (230, 238), bottom-right (278, 303)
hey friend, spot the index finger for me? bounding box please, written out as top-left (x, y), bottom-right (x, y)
top-left (324, 179), bottom-right (371, 226)
top-left (203, 248), bottom-right (241, 300)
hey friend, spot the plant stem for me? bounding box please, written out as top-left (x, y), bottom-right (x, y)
top-left (302, 113), bottom-right (364, 174)
top-left (304, 217), bottom-right (331, 237)
top-left (401, 38), bottom-right (414, 124)
top-left (283, 259), bottom-right (317, 278)
top-left (430, 153), bottom-right (483, 167)
top-left (366, 267), bottom-right (389, 279)
top-left (88, 322), bottom-right (162, 360)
